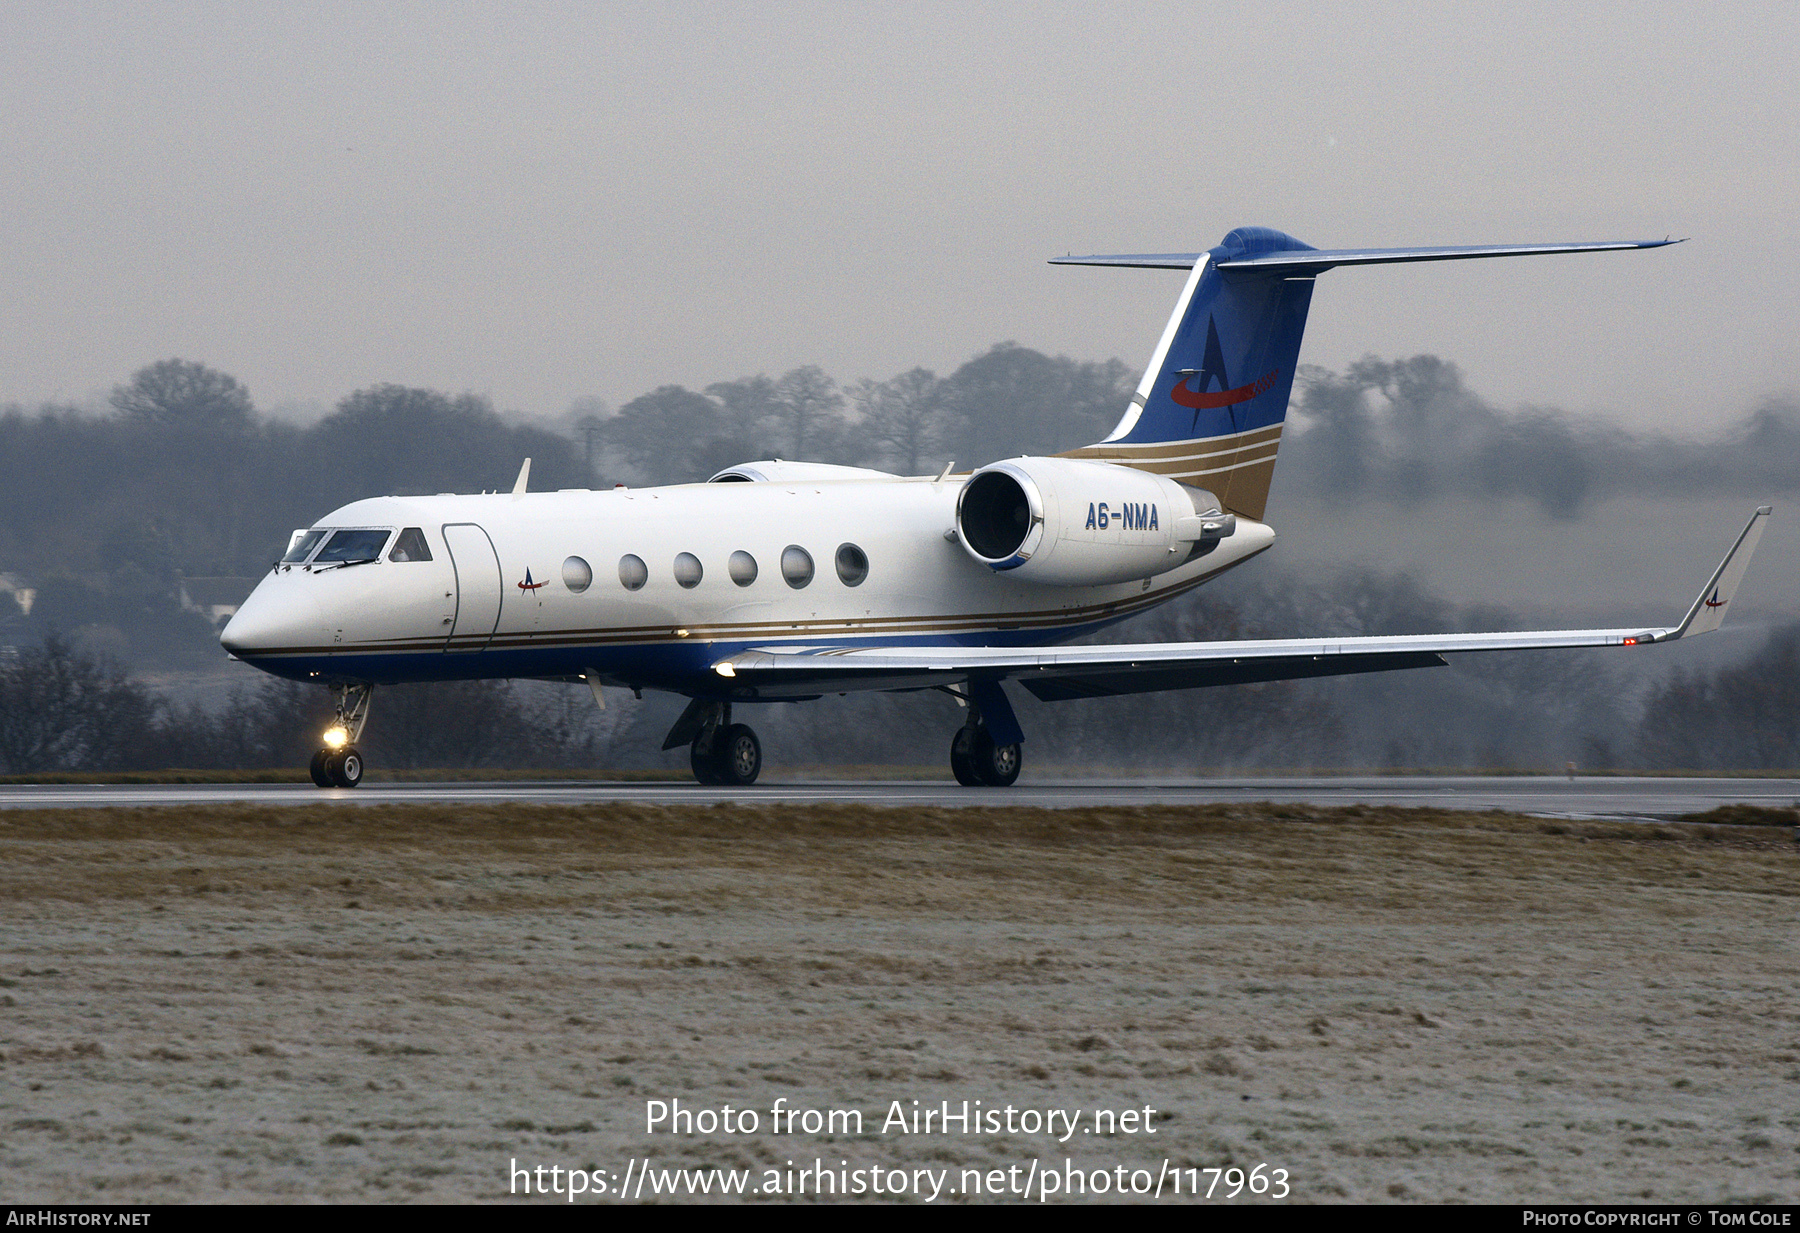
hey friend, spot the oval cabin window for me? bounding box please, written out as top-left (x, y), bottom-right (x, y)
top-left (729, 550), bottom-right (758, 586)
top-left (781, 545), bottom-right (814, 589)
top-left (835, 543), bottom-right (868, 587)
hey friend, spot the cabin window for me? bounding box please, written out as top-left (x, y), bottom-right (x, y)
top-left (835, 543), bottom-right (868, 587)
top-left (314, 528), bottom-right (392, 564)
top-left (563, 556), bottom-right (592, 593)
top-left (673, 552), bottom-right (703, 589)
top-left (281, 529), bottom-right (328, 564)
top-left (389, 528), bottom-right (432, 562)
top-left (728, 550), bottom-right (758, 586)
top-left (781, 545), bottom-right (814, 589)
top-left (618, 554), bottom-right (648, 591)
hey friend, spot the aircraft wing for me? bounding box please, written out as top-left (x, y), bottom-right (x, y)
top-left (711, 507), bottom-right (1770, 702)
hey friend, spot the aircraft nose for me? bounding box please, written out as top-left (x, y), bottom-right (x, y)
top-left (220, 576), bottom-right (324, 656)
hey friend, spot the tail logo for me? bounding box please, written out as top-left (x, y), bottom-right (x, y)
top-left (1703, 588), bottom-right (1725, 609)
top-left (1170, 370), bottom-right (1280, 410)
top-left (1168, 316), bottom-right (1277, 422)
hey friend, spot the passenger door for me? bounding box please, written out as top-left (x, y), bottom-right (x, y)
top-left (443, 523), bottom-right (503, 652)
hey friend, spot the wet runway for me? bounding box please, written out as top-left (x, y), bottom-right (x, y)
top-left (3, 775), bottom-right (1797, 821)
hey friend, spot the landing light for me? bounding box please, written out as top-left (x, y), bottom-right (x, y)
top-left (322, 725), bottom-right (349, 749)
top-left (713, 662), bottom-right (736, 678)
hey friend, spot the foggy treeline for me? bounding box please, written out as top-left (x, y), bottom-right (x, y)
top-left (2, 349), bottom-right (1797, 774)
top-left (0, 362), bottom-right (593, 668)
top-left (1287, 356), bottom-right (1800, 518)
top-left (589, 343), bottom-right (1132, 482)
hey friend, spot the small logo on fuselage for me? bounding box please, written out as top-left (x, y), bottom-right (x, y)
top-left (517, 569), bottom-right (547, 593)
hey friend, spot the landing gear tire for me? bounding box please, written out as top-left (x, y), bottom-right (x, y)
top-left (689, 741), bottom-right (723, 785)
top-left (716, 724), bottom-right (761, 786)
top-left (691, 724), bottom-right (761, 786)
top-left (324, 746), bottom-right (364, 789)
top-left (970, 728), bottom-right (1021, 787)
top-left (950, 728), bottom-right (982, 786)
top-left (309, 749), bottom-right (333, 788)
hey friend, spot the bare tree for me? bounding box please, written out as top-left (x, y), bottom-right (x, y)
top-left (851, 368), bottom-right (945, 474)
top-left (0, 635), bottom-right (160, 772)
top-left (111, 359), bottom-right (254, 433)
top-left (771, 365), bottom-right (847, 461)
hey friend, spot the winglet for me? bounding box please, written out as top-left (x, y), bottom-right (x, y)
top-left (1665, 506), bottom-right (1772, 640)
top-left (511, 457), bottom-right (531, 499)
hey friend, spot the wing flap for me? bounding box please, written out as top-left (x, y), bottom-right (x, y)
top-left (1018, 650), bottom-right (1448, 701)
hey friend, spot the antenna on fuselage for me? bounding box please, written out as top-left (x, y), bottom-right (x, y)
top-left (511, 458), bottom-right (531, 499)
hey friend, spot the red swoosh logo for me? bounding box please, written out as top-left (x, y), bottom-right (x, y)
top-left (1170, 369), bottom-right (1279, 409)
top-left (1704, 589), bottom-right (1725, 609)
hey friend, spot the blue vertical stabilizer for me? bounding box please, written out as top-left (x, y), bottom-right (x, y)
top-left (1056, 229), bottom-right (1681, 519)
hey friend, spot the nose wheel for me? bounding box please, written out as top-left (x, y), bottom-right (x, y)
top-left (309, 682), bottom-right (372, 789)
top-left (310, 745), bottom-right (365, 788)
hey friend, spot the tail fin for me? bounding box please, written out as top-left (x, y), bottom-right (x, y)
top-left (1060, 226), bottom-right (1315, 520)
top-left (1056, 229), bottom-right (1682, 521)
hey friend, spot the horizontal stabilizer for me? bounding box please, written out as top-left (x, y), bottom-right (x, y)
top-left (1051, 238), bottom-right (1683, 276)
top-left (1049, 253), bottom-right (1208, 269)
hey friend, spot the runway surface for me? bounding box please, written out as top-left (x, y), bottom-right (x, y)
top-left (3, 775), bottom-right (1797, 820)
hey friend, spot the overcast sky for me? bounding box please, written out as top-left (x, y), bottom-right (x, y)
top-left (3, 1), bottom-right (1796, 433)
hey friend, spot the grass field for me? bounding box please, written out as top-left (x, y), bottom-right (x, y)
top-left (1, 802), bottom-right (1795, 1203)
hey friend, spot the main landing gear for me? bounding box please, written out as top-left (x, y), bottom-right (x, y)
top-left (946, 681), bottom-right (1023, 787)
top-left (950, 724), bottom-right (1022, 787)
top-left (309, 682), bottom-right (372, 789)
top-left (663, 699), bottom-right (762, 786)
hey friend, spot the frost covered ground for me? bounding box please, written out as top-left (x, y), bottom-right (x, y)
top-left (0, 802), bottom-right (1795, 1204)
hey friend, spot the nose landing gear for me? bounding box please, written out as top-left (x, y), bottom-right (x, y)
top-left (309, 682), bottom-right (372, 789)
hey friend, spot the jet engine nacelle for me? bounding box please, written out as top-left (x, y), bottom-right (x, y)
top-left (955, 456), bottom-right (1236, 586)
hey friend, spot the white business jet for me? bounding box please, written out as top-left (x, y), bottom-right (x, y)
top-left (220, 226), bottom-right (1768, 788)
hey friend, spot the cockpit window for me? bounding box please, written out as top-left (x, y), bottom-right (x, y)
top-left (313, 528), bottom-right (393, 564)
top-left (281, 529), bottom-right (328, 563)
top-left (388, 527), bottom-right (432, 562)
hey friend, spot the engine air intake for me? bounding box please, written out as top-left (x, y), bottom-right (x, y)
top-left (959, 469), bottom-right (1034, 561)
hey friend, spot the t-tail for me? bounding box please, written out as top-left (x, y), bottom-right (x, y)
top-left (1055, 227), bottom-right (1684, 520)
